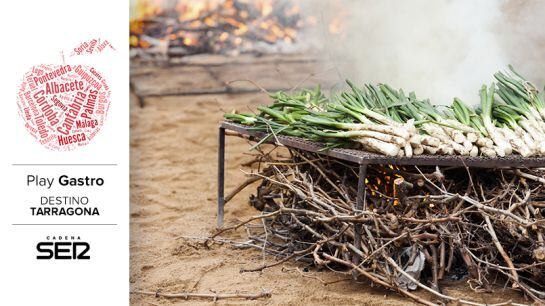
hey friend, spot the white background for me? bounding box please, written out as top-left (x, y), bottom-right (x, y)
top-left (0, 1), bottom-right (129, 305)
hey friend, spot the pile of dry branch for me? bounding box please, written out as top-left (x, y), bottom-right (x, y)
top-left (211, 146), bottom-right (545, 305)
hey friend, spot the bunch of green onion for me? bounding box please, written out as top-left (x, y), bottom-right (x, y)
top-left (224, 67), bottom-right (545, 157)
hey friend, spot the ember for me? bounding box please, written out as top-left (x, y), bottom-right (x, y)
top-left (130, 0), bottom-right (317, 58)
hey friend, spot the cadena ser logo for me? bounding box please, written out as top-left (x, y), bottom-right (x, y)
top-left (36, 235), bottom-right (90, 260)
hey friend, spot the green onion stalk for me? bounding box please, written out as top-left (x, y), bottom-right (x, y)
top-left (495, 74), bottom-right (545, 151)
top-left (340, 82), bottom-right (421, 156)
top-left (299, 113), bottom-right (409, 156)
top-left (494, 103), bottom-right (540, 155)
top-left (495, 66), bottom-right (545, 123)
top-left (379, 88), bottom-right (449, 155)
top-left (480, 84), bottom-right (512, 156)
top-left (404, 99), bottom-right (474, 155)
top-left (415, 100), bottom-right (467, 143)
top-left (493, 105), bottom-right (534, 156)
top-left (451, 98), bottom-right (495, 155)
top-left (341, 82), bottom-right (406, 128)
top-left (300, 115), bottom-right (409, 139)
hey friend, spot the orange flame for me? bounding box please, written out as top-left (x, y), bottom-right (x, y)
top-left (130, 0), bottom-right (345, 54)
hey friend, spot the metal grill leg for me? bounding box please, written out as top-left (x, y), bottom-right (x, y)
top-left (352, 163), bottom-right (367, 268)
top-left (217, 127), bottom-right (226, 228)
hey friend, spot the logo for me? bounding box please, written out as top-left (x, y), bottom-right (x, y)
top-left (16, 38), bottom-right (113, 151)
top-left (36, 235), bottom-right (90, 260)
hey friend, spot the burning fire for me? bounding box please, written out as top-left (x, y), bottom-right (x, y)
top-left (130, 0), bottom-right (305, 54)
top-left (129, 0), bottom-right (344, 56)
top-left (365, 165), bottom-right (410, 206)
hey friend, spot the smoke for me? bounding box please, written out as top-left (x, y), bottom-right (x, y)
top-left (301, 0), bottom-right (545, 106)
top-left (497, 0), bottom-right (545, 86)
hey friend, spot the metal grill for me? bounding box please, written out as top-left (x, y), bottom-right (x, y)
top-left (220, 121), bottom-right (545, 168)
top-left (217, 120), bottom-right (545, 265)
top-left (217, 120), bottom-right (545, 232)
